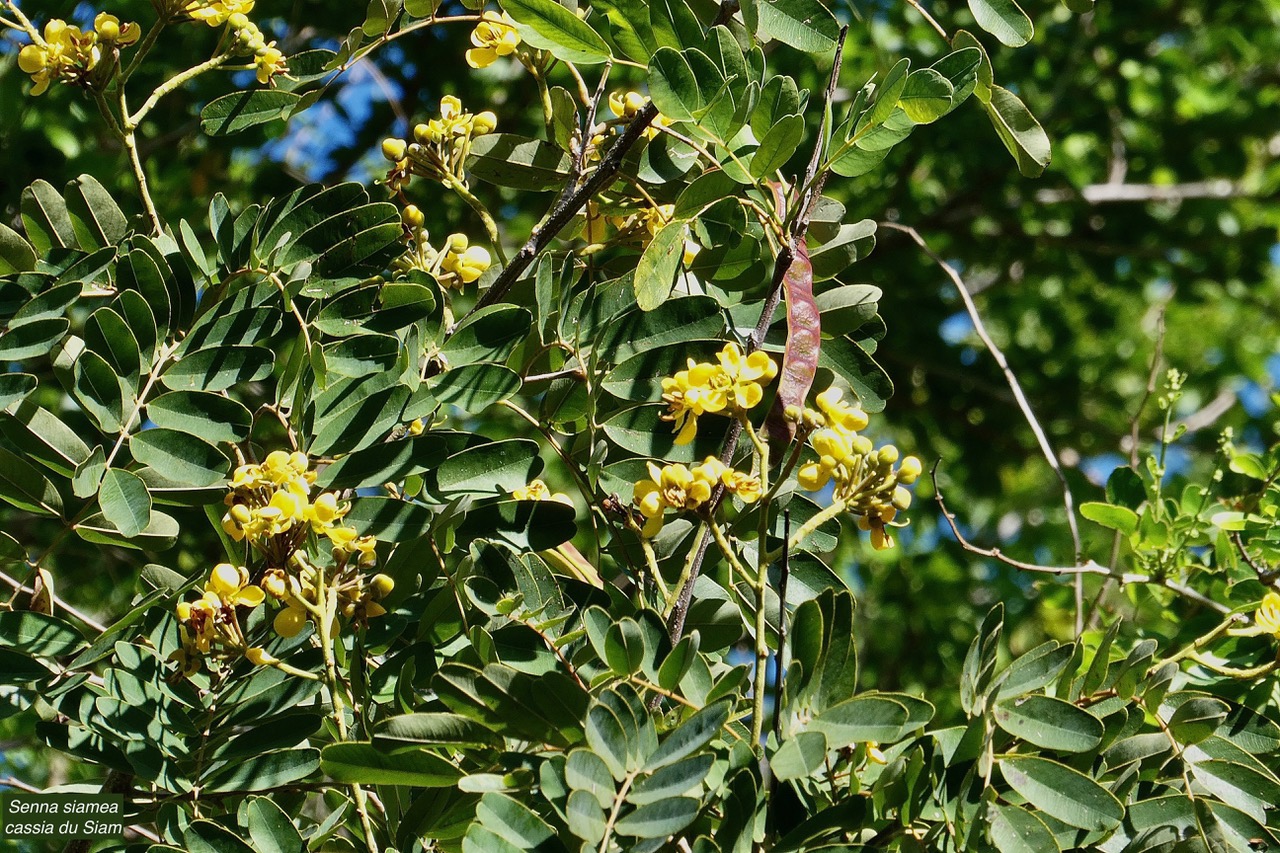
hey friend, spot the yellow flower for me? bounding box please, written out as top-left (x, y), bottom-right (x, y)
top-left (815, 386), bottom-right (869, 435)
top-left (867, 742), bottom-right (888, 765)
top-left (465, 12), bottom-right (521, 69)
top-left (93, 13), bottom-right (141, 45)
top-left (407, 418), bottom-right (426, 436)
top-left (609, 90), bottom-right (650, 120)
top-left (722, 469), bottom-right (762, 503)
top-left (440, 234), bottom-right (492, 285)
top-left (307, 492), bottom-right (348, 530)
top-left (254, 45), bottom-right (288, 85)
top-left (512, 479), bottom-right (573, 506)
top-left (327, 526), bottom-right (360, 551)
top-left (717, 343), bottom-right (778, 410)
top-left (661, 361), bottom-right (728, 445)
top-left (898, 456), bottom-right (923, 484)
top-left (245, 646), bottom-right (277, 666)
top-left (186, 0), bottom-right (255, 26)
top-left (633, 461), bottom-right (716, 537)
top-left (18, 19), bottom-right (101, 96)
top-left (1256, 593), bottom-right (1280, 637)
top-left (206, 562), bottom-right (265, 608)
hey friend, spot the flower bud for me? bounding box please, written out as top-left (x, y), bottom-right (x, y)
top-left (472, 110), bottom-right (498, 135)
top-left (371, 574), bottom-right (395, 599)
top-left (274, 607), bottom-right (307, 638)
top-left (228, 12), bottom-right (250, 30)
top-left (402, 204), bottom-right (425, 228)
top-left (877, 445), bottom-right (900, 465)
top-left (209, 563), bottom-right (242, 596)
top-left (245, 647), bottom-right (277, 666)
top-left (382, 137), bottom-right (407, 161)
top-left (897, 456), bottom-right (922, 484)
top-left (892, 486), bottom-right (912, 511)
top-left (413, 123), bottom-right (432, 144)
top-left (851, 436), bottom-right (874, 456)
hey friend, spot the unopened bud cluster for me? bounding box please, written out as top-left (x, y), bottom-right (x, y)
top-left (792, 387), bottom-right (921, 550)
top-left (381, 96), bottom-right (497, 190)
top-left (393, 211), bottom-right (492, 290)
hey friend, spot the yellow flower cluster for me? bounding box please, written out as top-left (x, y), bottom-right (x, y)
top-left (170, 563), bottom-right (265, 676)
top-left (512, 479), bottom-right (573, 506)
top-left (219, 12), bottom-right (288, 85)
top-left (1256, 592), bottom-right (1280, 637)
top-left (393, 209), bottom-right (492, 289)
top-left (173, 452), bottom-right (394, 677)
top-left (17, 14), bottom-right (138, 96)
top-left (661, 343), bottom-right (779, 445)
top-left (465, 11), bottom-right (521, 69)
top-left (634, 458), bottom-right (761, 537)
top-left (382, 96), bottom-right (497, 189)
top-left (186, 0), bottom-right (255, 26)
top-left (793, 387), bottom-right (921, 550)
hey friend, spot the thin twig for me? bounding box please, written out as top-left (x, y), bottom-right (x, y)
top-left (0, 569), bottom-right (107, 632)
top-left (884, 222), bottom-right (1086, 631)
top-left (902, 0), bottom-right (949, 40)
top-left (772, 509), bottom-right (791, 742)
top-left (934, 465), bottom-right (1231, 614)
top-left (1232, 532), bottom-right (1280, 586)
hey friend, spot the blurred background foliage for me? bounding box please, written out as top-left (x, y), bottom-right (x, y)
top-left (1, 0), bottom-right (1277, 758)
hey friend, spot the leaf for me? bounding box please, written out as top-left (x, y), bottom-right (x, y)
top-left (635, 221), bottom-right (689, 311)
top-left (997, 755), bottom-right (1124, 832)
top-left (898, 68), bottom-right (955, 124)
top-left (473, 792), bottom-right (557, 846)
top-left (1079, 502), bottom-right (1139, 535)
top-left (771, 730), bottom-right (829, 781)
top-left (1105, 466), bottom-right (1146, 509)
top-left (811, 696), bottom-right (912, 749)
top-left (968, 0), bottom-right (1034, 46)
top-left (162, 346), bottom-right (275, 392)
top-left (145, 391), bottom-right (253, 443)
top-left (321, 742), bottom-right (464, 786)
top-left (996, 641), bottom-right (1075, 699)
top-left (246, 796), bottom-right (306, 853)
top-left (376, 713), bottom-right (500, 748)
top-left (765, 240), bottom-right (820, 446)
top-left (432, 439), bottom-right (542, 497)
top-left (346, 496), bottom-right (435, 542)
top-left (0, 648), bottom-right (53, 683)
top-left (753, 0), bottom-right (840, 53)
top-left (961, 604), bottom-right (1003, 714)
top-left (0, 223), bottom-right (37, 274)
top-left (993, 695), bottom-right (1104, 752)
top-left (0, 611), bottom-right (86, 657)
top-left (615, 797), bottom-right (700, 838)
top-left (467, 133), bottom-right (573, 192)
top-left (644, 700), bottom-right (731, 771)
top-left (984, 85), bottom-right (1051, 178)
top-left (64, 174), bottom-right (128, 251)
top-left (454, 499), bottom-right (577, 552)
top-left (596, 296), bottom-right (726, 361)
top-left (441, 305), bottom-right (534, 366)
top-left (128, 429), bottom-right (228, 487)
top-left (204, 747), bottom-right (320, 792)
top-left (200, 90), bottom-right (301, 136)
top-left (317, 431), bottom-right (473, 490)
top-left (749, 115), bottom-right (804, 181)
top-left (98, 468), bottom-right (153, 538)
top-left (501, 0), bottom-right (612, 64)
top-left (75, 509), bottom-right (180, 551)
top-left (987, 805), bottom-right (1061, 853)
top-left (0, 318), bottom-right (70, 360)
top-left (184, 820), bottom-right (254, 853)
top-left (1168, 697), bottom-right (1229, 747)
top-left (0, 445), bottom-right (64, 517)
top-left (429, 363), bottom-right (522, 413)
top-left (1188, 758), bottom-right (1280, 824)
top-left (648, 48), bottom-right (701, 122)
top-left (20, 179), bottom-right (75, 253)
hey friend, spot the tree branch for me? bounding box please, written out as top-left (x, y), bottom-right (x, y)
top-left (883, 222), bottom-right (1087, 630)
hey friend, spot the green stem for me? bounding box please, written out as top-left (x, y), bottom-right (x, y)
top-left (707, 517), bottom-right (754, 586)
top-left (663, 521), bottom-right (707, 619)
top-left (128, 52), bottom-right (230, 128)
top-left (751, 425), bottom-right (771, 754)
top-left (764, 500), bottom-right (847, 564)
top-left (120, 13), bottom-right (169, 83)
top-left (447, 177), bottom-right (509, 266)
